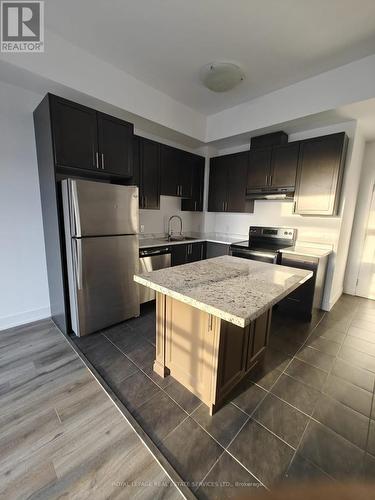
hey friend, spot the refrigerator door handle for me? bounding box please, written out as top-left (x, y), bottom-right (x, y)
top-left (73, 239), bottom-right (83, 290)
top-left (70, 180), bottom-right (82, 237)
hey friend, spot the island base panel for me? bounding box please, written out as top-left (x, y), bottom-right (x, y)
top-left (153, 292), bottom-right (271, 414)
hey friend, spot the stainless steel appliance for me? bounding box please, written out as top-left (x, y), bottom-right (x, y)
top-left (62, 179), bottom-right (140, 337)
top-left (230, 226), bottom-right (297, 263)
top-left (139, 246), bottom-right (171, 303)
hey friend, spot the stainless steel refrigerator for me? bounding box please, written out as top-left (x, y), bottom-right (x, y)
top-left (62, 179), bottom-right (140, 337)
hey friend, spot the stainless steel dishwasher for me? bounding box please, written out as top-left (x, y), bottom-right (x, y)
top-left (139, 246), bottom-right (171, 303)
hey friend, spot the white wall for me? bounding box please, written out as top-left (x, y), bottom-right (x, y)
top-left (330, 125), bottom-right (365, 303)
top-left (206, 54), bottom-right (375, 141)
top-left (345, 140), bottom-right (375, 294)
top-left (205, 121), bottom-right (362, 310)
top-left (0, 81), bottom-right (50, 330)
top-left (139, 196), bottom-right (203, 236)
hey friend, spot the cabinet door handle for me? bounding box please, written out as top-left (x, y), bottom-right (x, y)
top-left (269, 174), bottom-right (272, 186)
top-left (194, 201), bottom-right (197, 211)
top-left (208, 314), bottom-right (213, 332)
top-left (222, 201), bottom-right (225, 211)
top-left (101, 153), bottom-right (105, 170)
top-left (265, 175), bottom-right (268, 185)
top-left (95, 152), bottom-right (99, 169)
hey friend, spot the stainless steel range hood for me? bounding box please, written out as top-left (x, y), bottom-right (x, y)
top-left (246, 187), bottom-right (294, 200)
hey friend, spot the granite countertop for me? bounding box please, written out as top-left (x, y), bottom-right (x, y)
top-left (134, 255), bottom-right (312, 327)
top-left (138, 232), bottom-right (245, 249)
top-left (280, 246), bottom-right (332, 258)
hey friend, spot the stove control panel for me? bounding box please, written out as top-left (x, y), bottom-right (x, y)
top-left (249, 226), bottom-right (297, 242)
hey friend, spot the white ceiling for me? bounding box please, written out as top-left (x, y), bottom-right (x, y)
top-left (45, 0), bottom-right (375, 115)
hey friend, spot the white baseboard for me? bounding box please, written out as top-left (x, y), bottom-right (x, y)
top-left (0, 306), bottom-right (51, 331)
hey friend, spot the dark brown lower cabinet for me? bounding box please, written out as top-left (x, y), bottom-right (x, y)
top-left (171, 244), bottom-right (187, 266)
top-left (247, 310), bottom-right (270, 369)
top-left (171, 242), bottom-right (206, 266)
top-left (216, 309), bottom-right (271, 405)
top-left (206, 242), bottom-right (230, 258)
top-left (216, 321), bottom-right (248, 398)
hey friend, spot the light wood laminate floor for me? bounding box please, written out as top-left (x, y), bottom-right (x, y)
top-left (0, 318), bottom-right (182, 499)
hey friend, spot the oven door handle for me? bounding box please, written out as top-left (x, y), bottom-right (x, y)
top-left (231, 248), bottom-right (277, 263)
top-left (247, 251), bottom-right (276, 259)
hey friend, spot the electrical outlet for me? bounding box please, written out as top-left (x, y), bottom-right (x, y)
top-left (140, 224), bottom-right (145, 233)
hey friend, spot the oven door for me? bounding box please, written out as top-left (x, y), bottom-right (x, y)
top-left (231, 247), bottom-right (278, 264)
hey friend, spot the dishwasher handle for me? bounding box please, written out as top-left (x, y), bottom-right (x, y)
top-left (139, 247), bottom-right (171, 257)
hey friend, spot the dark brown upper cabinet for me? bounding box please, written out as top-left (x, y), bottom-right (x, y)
top-left (133, 136), bottom-right (160, 210)
top-left (247, 148), bottom-right (272, 189)
top-left (208, 156), bottom-right (228, 212)
top-left (50, 95), bottom-right (133, 177)
top-left (270, 142), bottom-right (299, 188)
top-left (246, 142), bottom-right (298, 192)
top-left (97, 113), bottom-right (133, 177)
top-left (294, 132), bottom-right (348, 216)
top-left (181, 155), bottom-right (205, 212)
top-left (51, 96), bottom-right (98, 172)
top-left (160, 144), bottom-right (193, 197)
top-left (208, 151), bottom-right (254, 213)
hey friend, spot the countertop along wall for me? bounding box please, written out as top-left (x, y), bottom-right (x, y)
top-left (205, 121), bottom-right (363, 310)
top-left (0, 81), bottom-right (50, 330)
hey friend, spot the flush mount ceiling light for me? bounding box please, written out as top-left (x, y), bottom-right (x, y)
top-left (200, 62), bottom-right (245, 92)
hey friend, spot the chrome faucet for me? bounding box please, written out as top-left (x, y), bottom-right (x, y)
top-left (168, 215), bottom-right (183, 240)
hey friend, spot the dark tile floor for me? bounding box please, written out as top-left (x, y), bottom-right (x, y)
top-left (73, 295), bottom-right (375, 497)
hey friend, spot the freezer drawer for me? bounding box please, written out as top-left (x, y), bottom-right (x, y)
top-left (64, 178), bottom-right (139, 237)
top-left (69, 235), bottom-right (139, 336)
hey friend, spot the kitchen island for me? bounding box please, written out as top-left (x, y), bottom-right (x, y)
top-left (134, 256), bottom-right (312, 414)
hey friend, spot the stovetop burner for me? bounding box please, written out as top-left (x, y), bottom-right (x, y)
top-left (230, 226), bottom-right (297, 263)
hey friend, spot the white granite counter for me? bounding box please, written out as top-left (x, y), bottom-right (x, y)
top-left (134, 256), bottom-right (312, 328)
top-left (281, 246), bottom-right (332, 258)
top-left (138, 232), bottom-right (244, 249)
